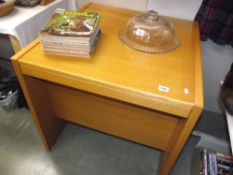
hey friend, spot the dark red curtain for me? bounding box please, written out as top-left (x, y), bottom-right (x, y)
top-left (195, 0), bottom-right (233, 47)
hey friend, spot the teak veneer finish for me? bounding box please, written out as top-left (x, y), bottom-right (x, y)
top-left (40, 0), bottom-right (55, 5)
top-left (12, 4), bottom-right (203, 175)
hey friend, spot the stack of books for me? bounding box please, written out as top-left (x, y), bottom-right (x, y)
top-left (40, 8), bottom-right (101, 58)
top-left (199, 148), bottom-right (233, 175)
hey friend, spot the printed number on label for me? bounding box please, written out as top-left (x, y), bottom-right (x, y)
top-left (135, 29), bottom-right (145, 37)
top-left (158, 85), bottom-right (170, 93)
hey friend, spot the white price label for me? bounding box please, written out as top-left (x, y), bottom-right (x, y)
top-left (158, 85), bottom-right (170, 93)
top-left (135, 29), bottom-right (145, 37)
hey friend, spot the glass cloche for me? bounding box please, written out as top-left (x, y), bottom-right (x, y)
top-left (119, 10), bottom-right (179, 53)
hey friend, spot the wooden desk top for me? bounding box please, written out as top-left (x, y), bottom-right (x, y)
top-left (12, 4), bottom-right (203, 118)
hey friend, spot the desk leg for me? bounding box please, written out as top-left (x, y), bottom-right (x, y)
top-left (11, 59), bottom-right (66, 150)
top-left (158, 106), bottom-right (202, 175)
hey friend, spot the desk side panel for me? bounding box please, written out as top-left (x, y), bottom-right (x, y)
top-left (46, 82), bottom-right (179, 151)
top-left (23, 76), bottom-right (67, 149)
top-left (158, 22), bottom-right (204, 175)
top-left (11, 50), bottom-right (66, 149)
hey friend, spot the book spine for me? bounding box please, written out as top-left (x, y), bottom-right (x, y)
top-left (93, 14), bottom-right (100, 31)
top-left (199, 149), bottom-right (203, 175)
top-left (208, 153), bottom-right (213, 175)
top-left (202, 149), bottom-right (208, 175)
top-left (212, 153), bottom-right (218, 175)
top-left (217, 153), bottom-right (233, 162)
top-left (208, 152), bottom-right (218, 175)
top-left (201, 149), bottom-right (204, 175)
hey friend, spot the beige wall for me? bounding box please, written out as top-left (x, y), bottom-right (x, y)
top-left (76, 0), bottom-right (90, 9)
top-left (77, 0), bottom-right (202, 19)
top-left (147, 0), bottom-right (203, 20)
top-left (87, 0), bottom-right (147, 11)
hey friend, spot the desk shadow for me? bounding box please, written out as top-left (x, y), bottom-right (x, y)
top-left (49, 123), bottom-right (159, 175)
top-left (0, 107), bottom-right (159, 175)
top-left (0, 107), bottom-right (200, 175)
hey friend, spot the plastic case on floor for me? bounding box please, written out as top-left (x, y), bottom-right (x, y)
top-left (0, 59), bottom-right (18, 111)
top-left (0, 90), bottom-right (18, 111)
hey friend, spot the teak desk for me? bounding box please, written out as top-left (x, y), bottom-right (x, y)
top-left (12, 4), bottom-right (203, 175)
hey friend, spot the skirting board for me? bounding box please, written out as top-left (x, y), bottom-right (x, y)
top-left (192, 130), bottom-right (231, 155)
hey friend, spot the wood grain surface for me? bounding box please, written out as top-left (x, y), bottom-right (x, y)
top-left (11, 4), bottom-right (203, 175)
top-left (15, 4), bottom-right (201, 117)
top-left (46, 82), bottom-right (179, 151)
